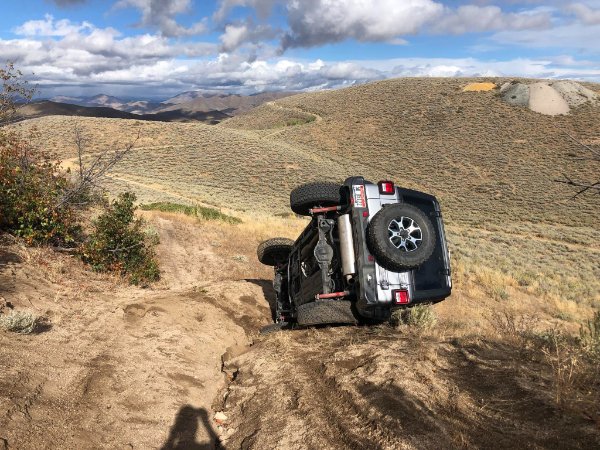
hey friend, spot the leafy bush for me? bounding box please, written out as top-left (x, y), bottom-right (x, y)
top-left (82, 193), bottom-right (159, 284)
top-left (0, 132), bottom-right (80, 246)
top-left (0, 310), bottom-right (44, 334)
top-left (1, 62), bottom-right (33, 124)
top-left (140, 201), bottom-right (242, 224)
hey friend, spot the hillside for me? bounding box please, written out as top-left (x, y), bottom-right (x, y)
top-left (16, 101), bottom-right (230, 123)
top-left (13, 77), bottom-right (599, 309)
top-left (3, 77), bottom-right (599, 449)
top-left (48, 91), bottom-right (294, 116)
top-left (159, 91), bottom-right (294, 115)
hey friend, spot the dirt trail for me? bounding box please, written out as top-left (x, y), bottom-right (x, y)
top-left (218, 328), bottom-right (600, 449)
top-left (2, 213), bottom-right (599, 449)
top-left (0, 214), bottom-right (271, 449)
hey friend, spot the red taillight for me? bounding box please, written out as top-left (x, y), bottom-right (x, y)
top-left (393, 289), bottom-right (410, 305)
top-left (378, 180), bottom-right (395, 195)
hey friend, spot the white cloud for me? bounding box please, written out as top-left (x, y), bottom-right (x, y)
top-left (282, 0), bottom-right (445, 48)
top-left (214, 0), bottom-right (278, 21)
top-left (214, 0), bottom-right (552, 49)
top-left (4, 4), bottom-right (600, 98)
top-left (491, 21), bottom-right (600, 51)
top-left (115, 0), bottom-right (207, 37)
top-left (3, 18), bottom-right (216, 87)
top-left (219, 21), bottom-right (276, 51)
top-left (14, 14), bottom-right (93, 36)
top-left (433, 5), bottom-right (551, 34)
top-left (568, 2), bottom-right (600, 25)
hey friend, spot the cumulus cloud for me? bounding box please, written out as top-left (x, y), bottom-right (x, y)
top-left (433, 5), bottom-right (551, 34)
top-left (568, 2), bottom-right (600, 25)
top-left (6, 26), bottom-right (598, 99)
top-left (214, 0), bottom-right (278, 21)
top-left (219, 21), bottom-right (276, 51)
top-left (214, 0), bottom-right (552, 50)
top-left (4, 2), bottom-right (600, 98)
top-left (115, 0), bottom-right (207, 37)
top-left (14, 14), bottom-right (93, 36)
top-left (3, 17), bottom-right (216, 87)
top-left (282, 0), bottom-right (444, 48)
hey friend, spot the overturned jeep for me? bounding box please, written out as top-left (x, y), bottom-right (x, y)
top-left (257, 177), bottom-right (451, 327)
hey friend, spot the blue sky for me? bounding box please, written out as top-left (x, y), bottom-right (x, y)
top-left (1, 0), bottom-right (599, 99)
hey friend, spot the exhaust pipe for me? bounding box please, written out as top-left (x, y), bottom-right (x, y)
top-left (337, 214), bottom-right (356, 281)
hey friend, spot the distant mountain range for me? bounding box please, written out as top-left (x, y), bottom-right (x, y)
top-left (16, 101), bottom-right (231, 124)
top-left (13, 90), bottom-right (294, 124)
top-left (35, 91), bottom-right (294, 120)
top-left (159, 91), bottom-right (294, 115)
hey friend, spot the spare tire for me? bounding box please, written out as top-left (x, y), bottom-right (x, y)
top-left (257, 237), bottom-right (295, 266)
top-left (290, 182), bottom-right (342, 216)
top-left (367, 203), bottom-right (435, 271)
top-left (296, 300), bottom-right (357, 326)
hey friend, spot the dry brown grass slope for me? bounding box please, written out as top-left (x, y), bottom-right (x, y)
top-left (4, 77), bottom-right (600, 450)
top-left (224, 77), bottom-right (598, 229)
top-left (12, 78), bottom-right (600, 315)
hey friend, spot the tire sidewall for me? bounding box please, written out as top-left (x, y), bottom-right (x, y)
top-left (367, 204), bottom-right (436, 270)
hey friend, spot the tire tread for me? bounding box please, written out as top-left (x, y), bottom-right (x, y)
top-left (257, 237), bottom-right (295, 266)
top-left (297, 300), bottom-right (357, 326)
top-left (290, 182), bottom-right (343, 216)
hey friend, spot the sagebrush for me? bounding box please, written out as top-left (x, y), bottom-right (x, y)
top-left (0, 310), bottom-right (44, 334)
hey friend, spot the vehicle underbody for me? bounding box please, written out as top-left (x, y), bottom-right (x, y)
top-left (257, 176), bottom-right (452, 328)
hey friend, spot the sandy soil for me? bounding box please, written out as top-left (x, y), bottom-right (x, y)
top-left (529, 83), bottom-right (571, 116)
top-left (1, 213), bottom-right (599, 450)
top-left (217, 328), bottom-right (600, 449)
top-left (0, 215), bottom-right (271, 450)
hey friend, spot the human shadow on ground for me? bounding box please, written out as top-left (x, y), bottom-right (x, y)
top-left (161, 406), bottom-right (219, 450)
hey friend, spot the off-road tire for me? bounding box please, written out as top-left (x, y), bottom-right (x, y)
top-left (260, 322), bottom-right (292, 335)
top-left (257, 238), bottom-right (295, 266)
top-left (290, 182), bottom-right (343, 216)
top-left (296, 300), bottom-right (357, 326)
top-left (367, 203), bottom-right (436, 271)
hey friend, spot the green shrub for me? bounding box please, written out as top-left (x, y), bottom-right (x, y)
top-left (0, 132), bottom-right (80, 246)
top-left (82, 193), bottom-right (159, 284)
top-left (0, 310), bottom-right (44, 334)
top-left (140, 201), bottom-right (242, 224)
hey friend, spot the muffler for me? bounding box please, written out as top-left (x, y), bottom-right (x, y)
top-left (337, 214), bottom-right (356, 281)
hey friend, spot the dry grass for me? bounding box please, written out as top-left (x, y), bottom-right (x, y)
top-left (8, 76), bottom-right (600, 331)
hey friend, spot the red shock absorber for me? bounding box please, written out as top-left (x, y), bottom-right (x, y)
top-left (315, 291), bottom-right (350, 300)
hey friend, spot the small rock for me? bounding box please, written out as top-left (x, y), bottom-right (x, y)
top-left (214, 411), bottom-right (228, 424)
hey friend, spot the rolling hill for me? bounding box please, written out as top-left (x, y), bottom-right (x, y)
top-left (13, 77), bottom-right (599, 310)
top-left (48, 90), bottom-right (294, 116)
top-left (16, 100), bottom-right (230, 123)
top-left (3, 77), bottom-right (600, 449)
